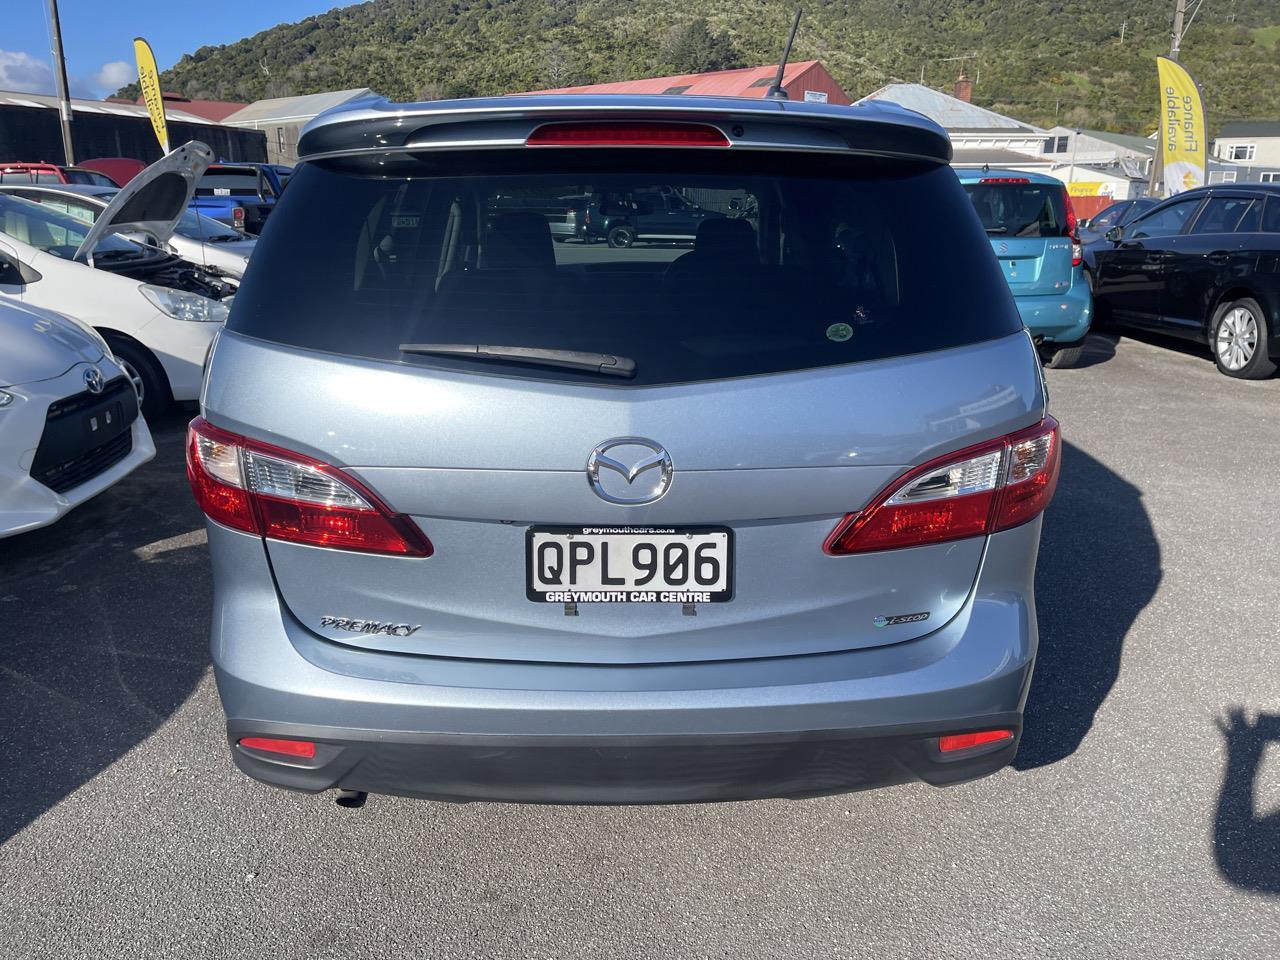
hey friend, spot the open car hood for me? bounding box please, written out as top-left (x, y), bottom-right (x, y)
top-left (74, 141), bottom-right (213, 262)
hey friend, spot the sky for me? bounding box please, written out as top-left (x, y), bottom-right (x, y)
top-left (1, 1), bottom-right (360, 100)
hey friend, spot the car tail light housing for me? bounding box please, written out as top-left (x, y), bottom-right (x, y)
top-left (1061, 188), bottom-right (1083, 266)
top-left (526, 121), bottom-right (730, 147)
top-left (232, 206), bottom-right (245, 230)
top-left (186, 417), bottom-right (433, 557)
top-left (938, 729), bottom-right (1014, 753)
top-left (978, 177), bottom-right (1030, 184)
top-left (824, 417), bottom-right (1060, 555)
top-left (238, 737), bottom-right (316, 759)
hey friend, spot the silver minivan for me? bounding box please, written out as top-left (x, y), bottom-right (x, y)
top-left (190, 94), bottom-right (1059, 805)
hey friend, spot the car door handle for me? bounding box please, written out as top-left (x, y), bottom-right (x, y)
top-left (1206, 251), bottom-right (1230, 265)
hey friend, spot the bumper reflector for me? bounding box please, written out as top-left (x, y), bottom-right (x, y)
top-left (239, 737), bottom-right (316, 759)
top-left (938, 729), bottom-right (1014, 753)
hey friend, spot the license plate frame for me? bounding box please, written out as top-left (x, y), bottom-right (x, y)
top-left (525, 525), bottom-right (734, 603)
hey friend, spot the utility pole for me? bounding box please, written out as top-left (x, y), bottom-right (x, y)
top-left (1170, 0), bottom-right (1187, 60)
top-left (47, 0), bottom-right (75, 165)
top-left (1119, 19), bottom-right (1127, 45)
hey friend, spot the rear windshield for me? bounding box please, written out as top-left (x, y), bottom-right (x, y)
top-left (229, 151), bottom-right (1021, 386)
top-left (64, 169), bottom-right (115, 187)
top-left (196, 169), bottom-right (264, 197)
top-left (963, 181), bottom-right (1069, 238)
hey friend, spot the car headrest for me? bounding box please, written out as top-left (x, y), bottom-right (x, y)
top-left (693, 218), bottom-right (758, 262)
top-left (483, 212), bottom-right (554, 270)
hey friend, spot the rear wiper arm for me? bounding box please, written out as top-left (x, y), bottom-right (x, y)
top-left (985, 226), bottom-right (1008, 234)
top-left (400, 343), bottom-right (636, 379)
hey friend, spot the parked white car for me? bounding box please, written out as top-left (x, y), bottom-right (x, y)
top-left (0, 297), bottom-right (155, 538)
top-left (0, 182), bottom-right (258, 280)
top-left (0, 142), bottom-right (231, 419)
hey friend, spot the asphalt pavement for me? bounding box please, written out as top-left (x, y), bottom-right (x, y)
top-left (1, 330), bottom-right (1277, 958)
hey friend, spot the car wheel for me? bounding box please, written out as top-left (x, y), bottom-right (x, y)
top-left (1211, 298), bottom-right (1276, 380)
top-left (1042, 344), bottom-right (1085, 369)
top-left (105, 336), bottom-right (172, 421)
top-left (607, 225), bottom-right (635, 248)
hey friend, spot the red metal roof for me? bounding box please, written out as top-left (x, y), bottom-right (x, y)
top-left (519, 60), bottom-right (851, 105)
top-left (133, 94), bottom-right (247, 123)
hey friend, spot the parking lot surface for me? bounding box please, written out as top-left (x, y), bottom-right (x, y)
top-left (1, 331), bottom-right (1277, 959)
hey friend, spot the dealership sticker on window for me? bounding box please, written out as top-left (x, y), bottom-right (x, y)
top-left (214, 188), bottom-right (230, 196)
top-left (826, 322), bottom-right (853, 342)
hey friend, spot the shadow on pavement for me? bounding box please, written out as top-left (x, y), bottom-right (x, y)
top-left (1014, 441), bottom-right (1161, 770)
top-left (0, 414), bottom-right (210, 844)
top-left (1213, 709), bottom-right (1280, 896)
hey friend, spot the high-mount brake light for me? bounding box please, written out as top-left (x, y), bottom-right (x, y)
top-left (978, 177), bottom-right (1030, 184)
top-left (186, 417), bottom-right (433, 557)
top-left (526, 121), bottom-right (730, 147)
top-left (824, 417), bottom-right (1060, 555)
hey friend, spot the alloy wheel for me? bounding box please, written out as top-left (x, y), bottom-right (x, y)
top-left (1215, 306), bottom-right (1258, 372)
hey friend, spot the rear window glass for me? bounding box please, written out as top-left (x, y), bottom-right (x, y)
top-left (228, 151), bottom-right (1021, 386)
top-left (962, 181), bottom-right (1069, 238)
top-left (196, 170), bottom-right (262, 196)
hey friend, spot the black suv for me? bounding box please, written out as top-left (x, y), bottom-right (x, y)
top-left (577, 187), bottom-right (726, 247)
top-left (1087, 184), bottom-right (1280, 378)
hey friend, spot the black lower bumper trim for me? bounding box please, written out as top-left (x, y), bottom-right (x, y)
top-left (226, 719), bottom-right (1021, 805)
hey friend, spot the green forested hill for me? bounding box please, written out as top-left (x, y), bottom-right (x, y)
top-left (119, 0), bottom-right (1280, 135)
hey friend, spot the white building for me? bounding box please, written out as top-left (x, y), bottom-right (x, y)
top-left (1211, 121), bottom-right (1280, 183)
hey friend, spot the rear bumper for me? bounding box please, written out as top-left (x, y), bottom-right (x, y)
top-left (1014, 279), bottom-right (1092, 344)
top-left (209, 517), bottom-right (1041, 804)
top-left (227, 719), bottom-right (1020, 804)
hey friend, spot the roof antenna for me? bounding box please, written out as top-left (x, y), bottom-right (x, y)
top-left (765, 8), bottom-right (803, 100)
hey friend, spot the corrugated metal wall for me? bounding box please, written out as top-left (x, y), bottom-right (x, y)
top-left (0, 104), bottom-right (267, 165)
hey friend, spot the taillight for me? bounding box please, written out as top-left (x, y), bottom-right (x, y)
top-left (938, 729), bottom-right (1014, 753)
top-left (232, 206), bottom-right (245, 229)
top-left (526, 121), bottom-right (730, 147)
top-left (978, 177), bottom-right (1030, 184)
top-left (186, 417), bottom-right (433, 557)
top-left (824, 417), bottom-right (1060, 555)
top-left (1061, 188), bottom-right (1082, 266)
top-left (239, 737), bottom-right (316, 758)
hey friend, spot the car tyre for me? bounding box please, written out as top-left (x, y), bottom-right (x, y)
top-left (105, 336), bottom-right (172, 421)
top-left (1211, 297), bottom-right (1275, 380)
top-left (607, 225), bottom-right (635, 248)
top-left (1042, 343), bottom-right (1085, 369)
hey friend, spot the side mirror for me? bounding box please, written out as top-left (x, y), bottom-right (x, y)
top-left (0, 250), bottom-right (40, 286)
top-left (1105, 225), bottom-right (1125, 242)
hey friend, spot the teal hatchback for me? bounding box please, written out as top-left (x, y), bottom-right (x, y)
top-left (958, 169), bottom-right (1092, 368)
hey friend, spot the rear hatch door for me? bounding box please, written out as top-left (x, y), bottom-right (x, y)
top-left (210, 138), bottom-right (1038, 666)
top-left (964, 179), bottom-right (1074, 296)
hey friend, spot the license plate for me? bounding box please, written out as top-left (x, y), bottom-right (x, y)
top-left (83, 402), bottom-right (123, 438)
top-left (526, 526), bottom-right (733, 603)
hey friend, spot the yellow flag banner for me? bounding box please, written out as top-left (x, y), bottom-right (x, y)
top-left (134, 37), bottom-right (168, 154)
top-left (1156, 56), bottom-right (1206, 196)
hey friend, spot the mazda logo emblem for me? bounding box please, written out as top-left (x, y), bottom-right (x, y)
top-left (586, 437), bottom-right (673, 505)
top-left (83, 367), bottom-right (103, 394)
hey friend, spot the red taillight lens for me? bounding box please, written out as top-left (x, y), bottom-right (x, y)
top-left (1061, 188), bottom-right (1082, 266)
top-left (978, 177), bottom-right (1030, 184)
top-left (239, 737), bottom-right (316, 758)
top-left (526, 121), bottom-right (729, 147)
top-left (186, 417), bottom-right (433, 557)
top-left (232, 206), bottom-right (245, 229)
top-left (938, 729), bottom-right (1014, 753)
top-left (824, 417), bottom-right (1060, 555)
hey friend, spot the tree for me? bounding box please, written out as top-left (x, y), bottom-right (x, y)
top-left (660, 19), bottom-right (744, 74)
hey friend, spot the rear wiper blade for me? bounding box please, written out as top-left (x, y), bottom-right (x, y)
top-left (400, 343), bottom-right (636, 379)
top-left (985, 226), bottom-right (1008, 234)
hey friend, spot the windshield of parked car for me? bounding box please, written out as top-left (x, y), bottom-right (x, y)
top-left (0, 192), bottom-right (146, 259)
top-left (229, 150), bottom-right (1022, 386)
top-left (963, 181), bottom-right (1069, 238)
